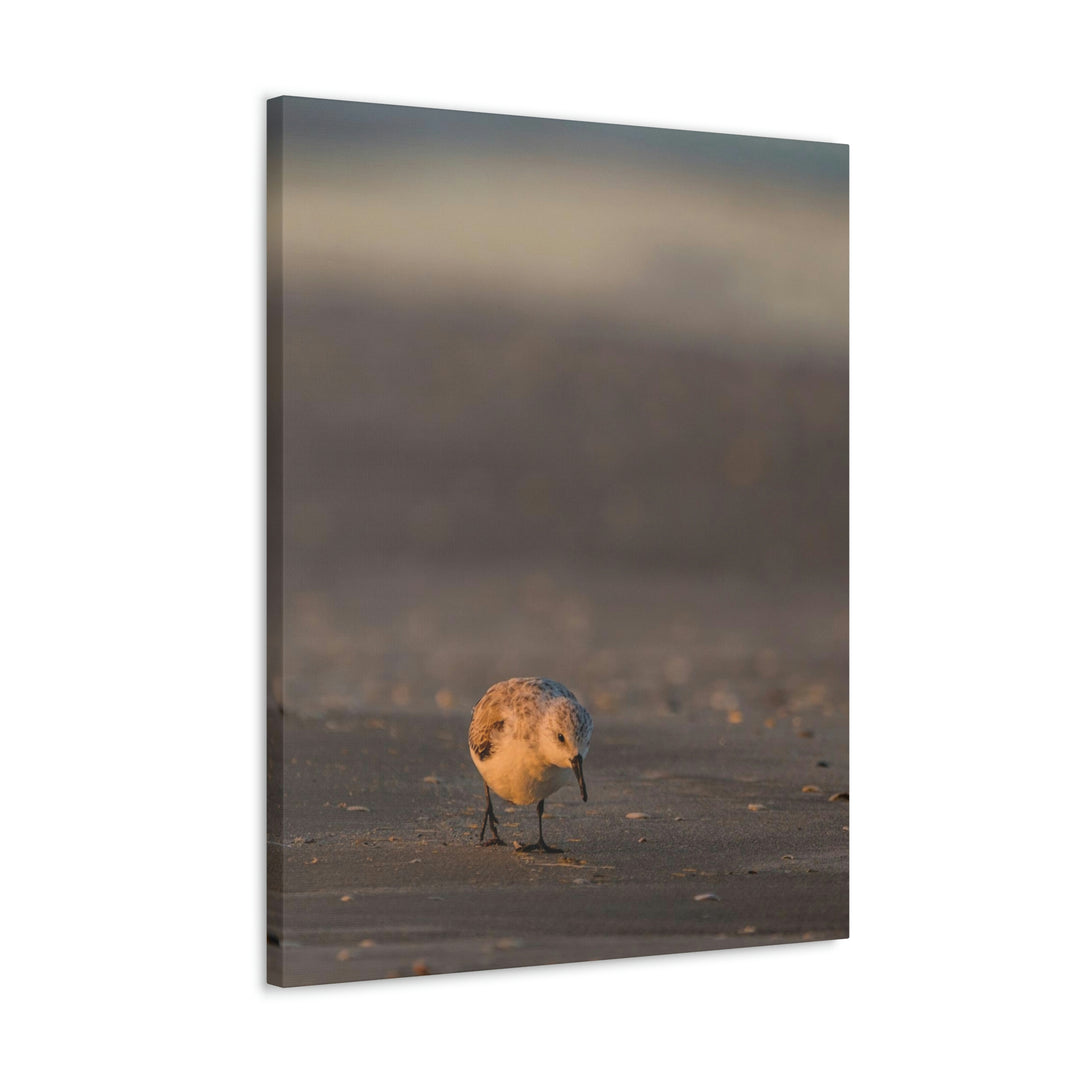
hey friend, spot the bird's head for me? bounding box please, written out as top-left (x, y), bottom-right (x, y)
top-left (540, 701), bottom-right (592, 801)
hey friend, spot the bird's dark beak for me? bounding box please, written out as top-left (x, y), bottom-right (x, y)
top-left (570, 754), bottom-right (587, 802)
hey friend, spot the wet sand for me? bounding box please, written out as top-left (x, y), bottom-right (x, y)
top-left (268, 699), bottom-right (848, 986)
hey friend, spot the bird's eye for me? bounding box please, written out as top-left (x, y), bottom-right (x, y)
top-left (558, 733), bottom-right (565, 742)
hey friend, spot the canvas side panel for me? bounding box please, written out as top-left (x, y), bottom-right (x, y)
top-left (265, 96), bottom-right (286, 987)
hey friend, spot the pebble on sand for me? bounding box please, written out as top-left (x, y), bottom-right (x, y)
top-left (346, 805), bottom-right (370, 812)
top-left (626, 812), bottom-right (649, 819)
top-left (828, 792), bottom-right (849, 802)
top-left (694, 893), bottom-right (721, 902)
top-left (747, 803), bottom-right (766, 811)
top-left (336, 949), bottom-right (351, 962)
top-left (801, 785), bottom-right (821, 793)
top-left (412, 961), bottom-right (431, 976)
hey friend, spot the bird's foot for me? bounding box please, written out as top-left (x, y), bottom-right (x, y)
top-left (516, 842), bottom-right (563, 854)
top-left (479, 837), bottom-right (506, 847)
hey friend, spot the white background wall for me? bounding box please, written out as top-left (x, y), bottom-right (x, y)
top-left (4, 3), bottom-right (1076, 1076)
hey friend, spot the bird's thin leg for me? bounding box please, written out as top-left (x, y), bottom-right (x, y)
top-left (479, 784), bottom-right (504, 846)
top-left (531, 799), bottom-right (562, 854)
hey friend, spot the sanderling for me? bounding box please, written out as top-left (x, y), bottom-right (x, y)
top-left (468, 677), bottom-right (592, 853)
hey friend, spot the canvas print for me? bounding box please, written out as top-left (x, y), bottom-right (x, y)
top-left (267, 96), bottom-right (848, 987)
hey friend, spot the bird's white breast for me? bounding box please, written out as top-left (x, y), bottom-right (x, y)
top-left (471, 739), bottom-right (571, 805)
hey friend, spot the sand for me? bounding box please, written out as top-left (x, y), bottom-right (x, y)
top-left (268, 698), bottom-right (848, 987)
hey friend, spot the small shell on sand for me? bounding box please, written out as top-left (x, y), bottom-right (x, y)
top-left (694, 893), bottom-right (721, 902)
top-left (747, 803), bottom-right (766, 811)
top-left (828, 792), bottom-right (849, 802)
top-left (626, 812), bottom-right (649, 819)
top-left (801, 785), bottom-right (821, 793)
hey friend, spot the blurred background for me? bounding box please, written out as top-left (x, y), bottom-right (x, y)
top-left (273, 98), bottom-right (848, 723)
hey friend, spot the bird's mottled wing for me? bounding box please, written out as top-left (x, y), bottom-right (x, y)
top-left (469, 693), bottom-right (506, 761)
